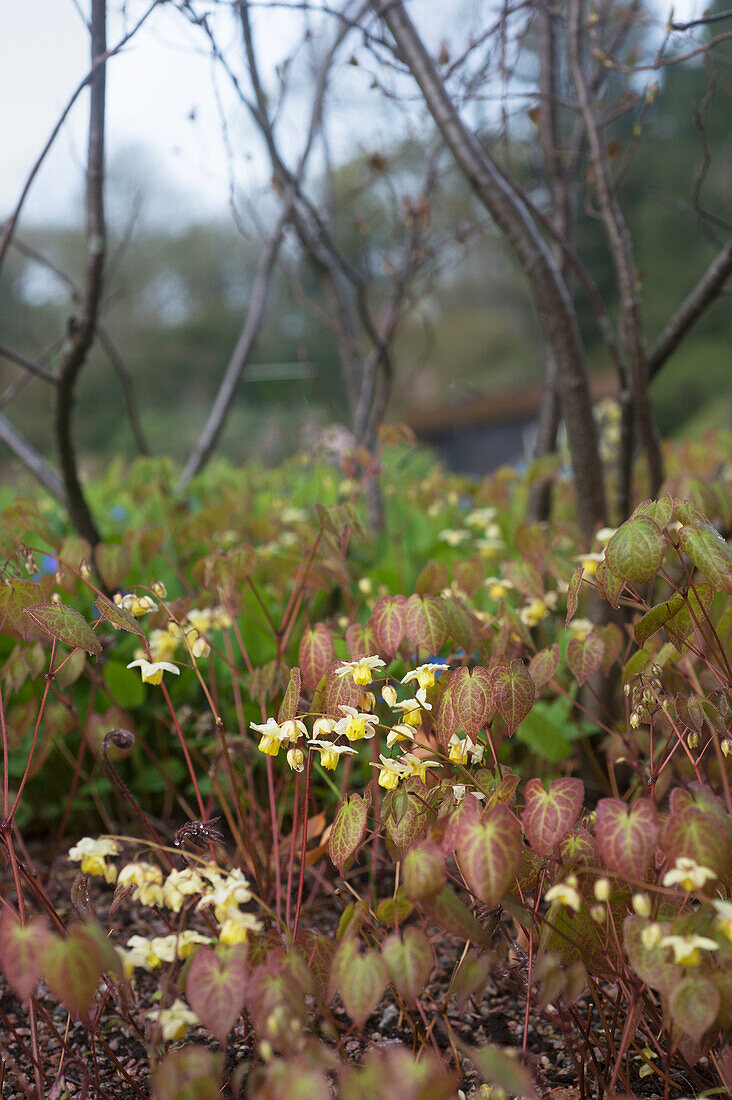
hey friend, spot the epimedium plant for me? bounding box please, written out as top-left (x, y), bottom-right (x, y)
top-left (0, 436), bottom-right (731, 1098)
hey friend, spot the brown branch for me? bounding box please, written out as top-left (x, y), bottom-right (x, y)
top-left (671, 9), bottom-right (732, 31)
top-left (568, 0), bottom-right (662, 515)
top-left (0, 413), bottom-right (64, 501)
top-left (0, 344), bottom-right (58, 386)
top-left (648, 235), bottom-right (732, 380)
top-left (372, 0), bottom-right (606, 539)
top-left (54, 0), bottom-right (108, 547)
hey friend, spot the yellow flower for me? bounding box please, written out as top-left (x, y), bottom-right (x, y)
top-left (122, 935), bottom-right (163, 975)
top-left (465, 507), bottom-right (497, 528)
top-left (574, 552), bottom-right (604, 577)
top-left (568, 618), bottom-right (594, 640)
top-left (662, 857), bottom-right (717, 892)
top-left (118, 861), bottom-right (165, 907)
top-left (218, 911), bottom-right (262, 945)
top-left (641, 923), bottom-right (663, 950)
top-left (333, 705), bottom-right (378, 742)
top-left (174, 931), bottom-right (215, 959)
top-left (519, 593), bottom-right (557, 627)
top-left (162, 867), bottom-right (205, 912)
top-left (593, 878), bottom-right (611, 902)
top-left (147, 998), bottom-right (199, 1042)
top-left (148, 628), bottom-right (179, 663)
top-left (312, 717), bottom-right (336, 738)
top-left (286, 747), bottom-right (304, 772)
top-left (476, 536), bottom-right (505, 557)
top-left (371, 755), bottom-right (408, 790)
top-left (545, 881), bottom-right (583, 913)
top-left (386, 723), bottom-right (416, 748)
top-left (438, 529), bottom-right (470, 547)
top-left (334, 656), bottom-right (386, 686)
top-left (309, 739), bottom-right (357, 770)
top-left (251, 717), bottom-right (290, 758)
top-left (660, 934), bottom-right (719, 967)
top-left (196, 868), bottom-right (253, 921)
top-left (68, 836), bottom-right (119, 883)
top-left (632, 893), bottom-right (652, 918)
top-left (402, 663), bottom-right (449, 691)
top-left (712, 899), bottom-right (732, 943)
top-left (114, 592), bottom-right (157, 617)
top-left (186, 607), bottom-right (213, 634)
top-left (447, 733), bottom-right (483, 765)
top-left (400, 753), bottom-right (440, 783)
top-left (126, 659), bottom-right (180, 686)
top-left (483, 576), bottom-right (514, 600)
top-left (381, 684), bottom-right (398, 707)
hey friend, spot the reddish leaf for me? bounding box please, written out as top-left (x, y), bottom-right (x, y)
top-left (0, 911), bottom-right (52, 1001)
top-left (456, 804), bottom-right (522, 906)
top-left (186, 946), bottom-right (248, 1044)
top-left (346, 622), bottom-right (374, 659)
top-left (277, 667), bottom-right (301, 723)
top-left (404, 594), bottom-right (449, 652)
top-left (595, 798), bottom-right (658, 882)
top-left (333, 941), bottom-right (387, 1028)
top-left (600, 623), bottom-right (623, 672)
top-left (661, 806), bottom-right (729, 882)
top-left (566, 630), bottom-right (604, 685)
top-left (490, 661), bottom-right (535, 736)
top-left (299, 624), bottom-right (335, 692)
top-left (435, 672), bottom-right (459, 749)
top-left (504, 560), bottom-right (544, 599)
top-left (453, 556), bottom-right (483, 598)
top-left (370, 595), bottom-right (407, 658)
top-left (452, 666), bottom-right (493, 739)
top-left (421, 886), bottom-right (490, 944)
top-left (322, 661), bottom-right (363, 717)
top-left (329, 794), bottom-right (369, 874)
top-left (41, 923), bottom-right (114, 1019)
top-left (565, 565), bottom-right (584, 627)
top-left (382, 928), bottom-right (433, 1005)
top-left (528, 644), bottom-right (559, 689)
top-left (415, 559), bottom-right (448, 596)
top-left (24, 603), bottom-right (102, 657)
top-left (669, 976), bottom-right (719, 1042)
top-left (522, 778), bottom-right (584, 856)
top-left (464, 1044), bottom-right (538, 1099)
top-left (595, 560), bottom-right (624, 609)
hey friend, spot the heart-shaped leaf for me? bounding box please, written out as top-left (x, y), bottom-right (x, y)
top-left (329, 794), bottom-right (369, 874)
top-left (595, 798), bottom-right (658, 881)
top-left (528, 644), bottom-right (559, 689)
top-left (185, 946), bottom-right (248, 1043)
top-left (41, 923), bottom-right (112, 1019)
top-left (404, 594), bottom-right (449, 653)
top-left (678, 523), bottom-right (732, 595)
top-left (299, 624), bottom-right (335, 692)
top-left (322, 661), bottom-right (363, 717)
top-left (605, 515), bottom-right (665, 584)
top-left (669, 975), bottom-right (720, 1042)
top-left (381, 927), bottom-right (433, 1005)
top-left (522, 778), bottom-right (584, 856)
top-left (452, 666), bottom-right (493, 738)
top-left (277, 667), bottom-right (301, 723)
top-left (456, 804), bottom-right (522, 906)
top-left (402, 839), bottom-right (446, 901)
top-left (491, 661), bottom-right (535, 736)
top-left (566, 630), bottom-right (604, 685)
top-left (0, 911), bottom-right (52, 1001)
top-left (152, 1046), bottom-right (224, 1100)
top-left (370, 595), bottom-right (407, 658)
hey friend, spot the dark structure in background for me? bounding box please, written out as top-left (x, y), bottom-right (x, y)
top-left (408, 375), bottom-right (617, 475)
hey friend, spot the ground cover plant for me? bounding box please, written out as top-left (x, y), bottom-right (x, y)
top-left (0, 430), bottom-right (731, 1099)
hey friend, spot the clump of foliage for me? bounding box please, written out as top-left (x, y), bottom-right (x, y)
top-left (0, 431), bottom-right (731, 1099)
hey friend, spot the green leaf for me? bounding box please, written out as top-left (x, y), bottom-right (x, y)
top-left (565, 565), bottom-right (584, 627)
top-left (566, 629), bottom-right (604, 686)
top-left (329, 794), bottom-right (369, 874)
top-left (595, 559), bottom-right (624, 609)
top-left (456, 804), bottom-right (522, 906)
top-left (421, 886), bottom-right (490, 944)
top-left (335, 942), bottom-right (387, 1028)
top-left (152, 1046), bottom-right (224, 1100)
top-left (185, 946), bottom-right (247, 1044)
top-left (381, 927), bottom-right (433, 1005)
top-left (605, 515), bottom-right (665, 584)
top-left (415, 559), bottom-right (448, 596)
top-left (25, 602), bottom-right (102, 657)
top-left (95, 594), bottom-right (146, 637)
top-left (515, 701), bottom-right (572, 763)
top-left (669, 975), bottom-right (719, 1042)
top-left (678, 523), bottom-right (732, 595)
top-left (277, 667), bottom-right (301, 723)
top-left (95, 543), bottom-right (131, 588)
top-left (490, 660), bottom-right (535, 737)
top-left (402, 839), bottom-right (446, 901)
top-left (464, 1044), bottom-right (537, 1099)
top-left (522, 778), bottom-right (584, 856)
top-left (41, 922), bottom-right (114, 1020)
top-left (595, 798), bottom-right (658, 881)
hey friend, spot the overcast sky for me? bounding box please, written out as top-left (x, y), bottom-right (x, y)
top-left (1, 0), bottom-right (700, 229)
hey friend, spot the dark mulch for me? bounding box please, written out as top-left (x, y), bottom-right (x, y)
top-left (0, 844), bottom-right (693, 1099)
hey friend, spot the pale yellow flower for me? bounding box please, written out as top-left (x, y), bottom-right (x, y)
top-left (381, 684), bottom-right (398, 708)
top-left (218, 910), bottom-right (262, 945)
top-left (251, 717), bottom-right (290, 758)
top-left (712, 899), bottom-right (732, 943)
top-left (118, 861), bottom-right (165, 907)
top-left (438, 529), bottom-right (470, 547)
top-left (126, 659), bottom-right (179, 686)
top-left (334, 656), bottom-right (386, 686)
top-left (114, 592), bottom-right (157, 617)
top-left (402, 663), bottom-right (449, 691)
top-left (574, 552), bottom-right (604, 577)
top-left (68, 836), bottom-right (119, 883)
top-left (147, 998), bottom-right (199, 1042)
top-left (568, 618), bottom-right (594, 640)
top-left (286, 747), bottom-right (305, 772)
top-left (662, 857), bottom-right (717, 892)
top-left (386, 723), bottom-right (416, 748)
top-left (148, 628), bottom-right (179, 663)
top-left (333, 705), bottom-right (378, 742)
top-left (660, 934), bottom-right (719, 967)
top-left (309, 739), bottom-right (357, 770)
top-left (371, 755), bottom-right (408, 790)
top-left (400, 753), bottom-right (440, 783)
top-left (641, 923), bottom-right (663, 950)
top-left (519, 593), bottom-right (558, 627)
top-left (162, 867), bottom-right (205, 912)
top-left (483, 576), bottom-right (514, 600)
top-left (545, 881), bottom-right (582, 912)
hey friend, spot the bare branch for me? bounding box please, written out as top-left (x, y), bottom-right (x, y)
top-left (0, 345), bottom-right (58, 386)
top-left (176, 204), bottom-right (291, 492)
top-left (54, 0), bottom-right (108, 547)
top-left (671, 9), bottom-right (732, 32)
top-left (648, 235), bottom-right (732, 380)
top-left (0, 413), bottom-right (64, 501)
top-left (372, 0), bottom-right (606, 538)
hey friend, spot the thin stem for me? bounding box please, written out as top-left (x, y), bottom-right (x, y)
top-left (292, 749), bottom-right (313, 938)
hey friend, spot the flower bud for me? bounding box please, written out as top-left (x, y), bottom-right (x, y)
top-left (633, 893), bottom-right (652, 918)
top-left (722, 739), bottom-right (731, 758)
top-left (286, 748), bottom-right (304, 772)
top-left (152, 581), bottom-right (167, 599)
top-left (594, 878), bottom-right (611, 902)
top-left (590, 905), bottom-right (606, 924)
top-left (360, 691), bottom-right (376, 712)
top-left (630, 711), bottom-right (641, 729)
top-left (687, 732), bottom-right (699, 750)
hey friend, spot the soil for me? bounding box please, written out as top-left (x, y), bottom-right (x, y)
top-left (0, 844), bottom-right (699, 1100)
